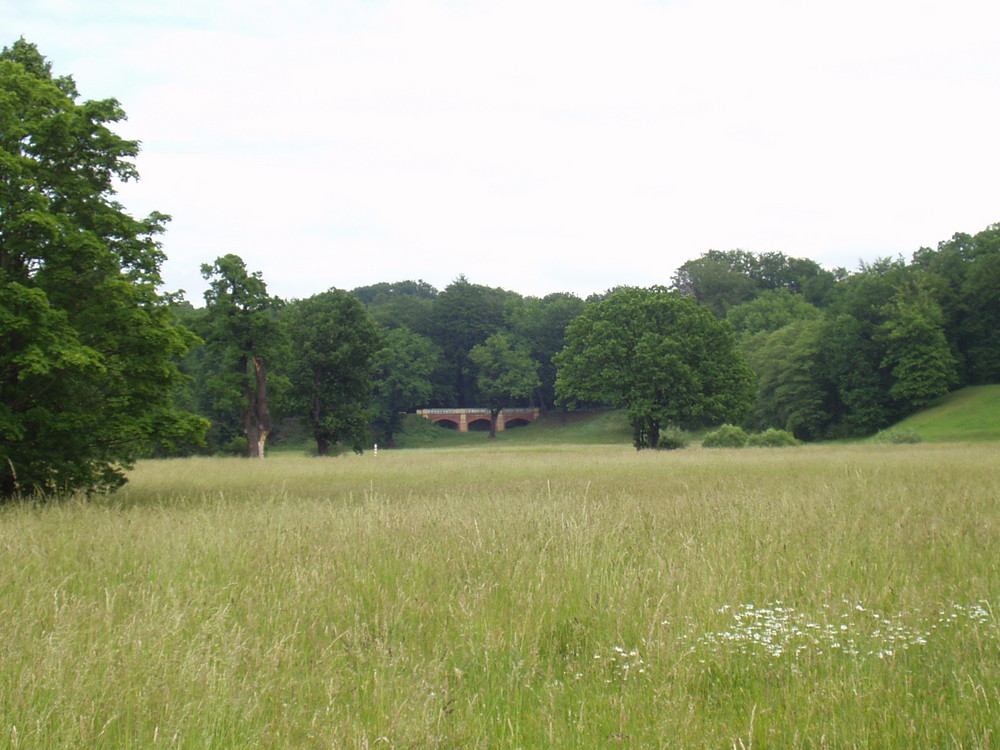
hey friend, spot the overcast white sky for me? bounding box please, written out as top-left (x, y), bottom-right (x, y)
top-left (6, 0), bottom-right (1000, 301)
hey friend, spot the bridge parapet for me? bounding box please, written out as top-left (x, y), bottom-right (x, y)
top-left (416, 408), bottom-right (540, 432)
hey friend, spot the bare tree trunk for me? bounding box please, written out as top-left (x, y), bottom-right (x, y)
top-left (243, 356), bottom-right (271, 459)
top-left (488, 407), bottom-right (500, 439)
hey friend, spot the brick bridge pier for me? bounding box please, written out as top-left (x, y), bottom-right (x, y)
top-left (416, 408), bottom-right (540, 432)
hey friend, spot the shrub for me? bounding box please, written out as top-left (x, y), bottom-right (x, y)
top-left (701, 424), bottom-right (749, 448)
top-left (747, 428), bottom-right (801, 447)
top-left (871, 427), bottom-right (922, 444)
top-left (657, 426), bottom-right (690, 450)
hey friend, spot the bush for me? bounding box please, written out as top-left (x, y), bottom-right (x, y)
top-left (747, 428), bottom-right (801, 447)
top-left (701, 424), bottom-right (749, 448)
top-left (657, 426), bottom-right (690, 450)
top-left (871, 427), bottom-right (922, 444)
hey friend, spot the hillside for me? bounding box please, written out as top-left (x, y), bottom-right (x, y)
top-left (892, 385), bottom-right (1000, 442)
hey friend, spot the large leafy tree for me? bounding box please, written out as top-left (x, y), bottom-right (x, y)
top-left (508, 292), bottom-right (586, 409)
top-left (429, 276), bottom-right (518, 405)
top-left (876, 277), bottom-right (958, 410)
top-left (671, 250), bottom-right (837, 317)
top-left (351, 279), bottom-right (438, 336)
top-left (284, 289), bottom-right (380, 455)
top-left (198, 254), bottom-right (284, 458)
top-left (555, 287), bottom-right (755, 449)
top-left (469, 332), bottom-right (541, 439)
top-left (372, 327), bottom-right (444, 447)
top-left (0, 40), bottom-right (204, 497)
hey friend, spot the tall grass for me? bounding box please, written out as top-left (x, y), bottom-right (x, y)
top-left (1, 443), bottom-right (997, 747)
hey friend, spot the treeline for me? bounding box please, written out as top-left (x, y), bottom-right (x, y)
top-left (3, 38), bottom-right (998, 497)
top-left (171, 223), bottom-right (1000, 455)
top-left (694, 230), bottom-right (1000, 439)
top-left (171, 268), bottom-right (587, 454)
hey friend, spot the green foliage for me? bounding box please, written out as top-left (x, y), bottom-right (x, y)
top-left (727, 288), bottom-right (821, 338)
top-left (555, 287), bottom-right (756, 449)
top-left (508, 292), bottom-right (587, 409)
top-left (469, 333), bottom-right (541, 437)
top-left (371, 327), bottom-right (444, 447)
top-left (429, 276), bottom-right (516, 404)
top-left (746, 428), bottom-right (800, 447)
top-left (876, 277), bottom-right (958, 410)
top-left (821, 264), bottom-right (906, 436)
top-left (0, 40), bottom-right (205, 497)
top-left (701, 424), bottom-right (750, 448)
top-left (284, 289), bottom-right (380, 456)
top-left (742, 319), bottom-right (831, 441)
top-left (656, 426), bottom-right (690, 450)
top-left (351, 279), bottom-right (437, 336)
top-left (913, 224), bottom-right (1000, 384)
top-left (671, 250), bottom-right (836, 316)
top-left (871, 427), bottom-right (922, 444)
top-left (197, 255), bottom-right (285, 457)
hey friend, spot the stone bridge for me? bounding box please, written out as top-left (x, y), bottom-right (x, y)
top-left (416, 407), bottom-right (540, 432)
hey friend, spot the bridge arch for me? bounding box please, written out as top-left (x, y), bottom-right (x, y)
top-left (416, 408), bottom-right (540, 432)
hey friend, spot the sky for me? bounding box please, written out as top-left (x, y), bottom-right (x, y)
top-left (6, 0), bottom-right (1000, 302)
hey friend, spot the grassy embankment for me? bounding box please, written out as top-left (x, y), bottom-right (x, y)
top-left (891, 385), bottom-right (1000, 442)
top-left (1, 435), bottom-right (998, 747)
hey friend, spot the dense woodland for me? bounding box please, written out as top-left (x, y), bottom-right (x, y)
top-left (3, 38), bottom-right (1000, 496)
top-left (168, 223), bottom-right (1000, 456)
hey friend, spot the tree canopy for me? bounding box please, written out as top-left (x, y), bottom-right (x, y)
top-left (198, 254), bottom-right (284, 458)
top-left (284, 289), bottom-right (380, 455)
top-left (469, 332), bottom-right (540, 438)
top-left (0, 40), bottom-right (204, 497)
top-left (555, 287), bottom-right (756, 449)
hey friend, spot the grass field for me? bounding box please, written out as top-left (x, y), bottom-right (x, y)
top-left (892, 385), bottom-right (1000, 443)
top-left (1, 441), bottom-right (998, 748)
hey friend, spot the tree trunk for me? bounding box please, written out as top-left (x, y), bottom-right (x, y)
top-left (311, 389), bottom-right (329, 456)
top-left (647, 419), bottom-right (661, 449)
top-left (315, 435), bottom-right (330, 456)
top-left (488, 407), bottom-right (500, 439)
top-left (243, 356), bottom-right (272, 458)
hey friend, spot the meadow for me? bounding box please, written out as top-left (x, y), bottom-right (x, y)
top-left (1, 441), bottom-right (998, 748)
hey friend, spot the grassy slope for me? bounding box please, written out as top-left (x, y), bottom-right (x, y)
top-left (892, 384), bottom-right (1000, 442)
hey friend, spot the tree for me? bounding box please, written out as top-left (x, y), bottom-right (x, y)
top-left (429, 276), bottom-right (517, 405)
top-left (671, 249), bottom-right (837, 316)
top-left (469, 333), bottom-right (541, 439)
top-left (742, 319), bottom-right (831, 440)
top-left (555, 287), bottom-right (755, 449)
top-left (508, 292), bottom-right (586, 409)
top-left (876, 278), bottom-right (958, 410)
top-left (351, 279), bottom-right (438, 336)
top-left (284, 289), bottom-right (380, 455)
top-left (199, 255), bottom-right (283, 458)
top-left (726, 288), bottom-right (821, 338)
top-left (372, 327), bottom-right (444, 447)
top-left (0, 40), bottom-right (205, 497)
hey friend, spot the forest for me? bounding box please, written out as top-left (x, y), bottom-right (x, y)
top-left (170, 230), bottom-right (1000, 459)
top-left (3, 37), bottom-right (1000, 496)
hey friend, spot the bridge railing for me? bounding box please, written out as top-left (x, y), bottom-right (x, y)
top-left (417, 408), bottom-right (540, 415)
